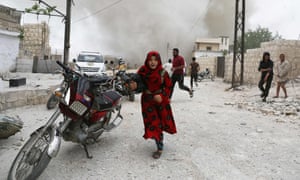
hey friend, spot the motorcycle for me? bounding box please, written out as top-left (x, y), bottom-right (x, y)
top-left (106, 61), bottom-right (135, 102)
top-left (114, 71), bottom-right (135, 101)
top-left (8, 61), bottom-right (123, 180)
top-left (198, 68), bottom-right (214, 82)
top-left (46, 61), bottom-right (110, 110)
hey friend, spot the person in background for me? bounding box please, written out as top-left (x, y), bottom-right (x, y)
top-left (163, 59), bottom-right (173, 77)
top-left (128, 51), bottom-right (177, 159)
top-left (170, 48), bottom-right (193, 98)
top-left (117, 57), bottom-right (127, 72)
top-left (273, 53), bottom-right (290, 98)
top-left (189, 57), bottom-right (200, 89)
top-left (258, 52), bottom-right (274, 102)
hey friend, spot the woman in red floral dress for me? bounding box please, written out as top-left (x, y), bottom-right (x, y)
top-left (131, 51), bottom-right (177, 159)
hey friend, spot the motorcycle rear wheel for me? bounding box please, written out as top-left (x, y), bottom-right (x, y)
top-left (8, 128), bottom-right (53, 180)
top-left (46, 94), bottom-right (59, 110)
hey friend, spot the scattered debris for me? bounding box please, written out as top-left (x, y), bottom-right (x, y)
top-left (256, 128), bottom-right (263, 133)
top-left (0, 114), bottom-right (23, 139)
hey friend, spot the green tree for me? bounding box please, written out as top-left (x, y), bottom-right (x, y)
top-left (240, 26), bottom-right (282, 51)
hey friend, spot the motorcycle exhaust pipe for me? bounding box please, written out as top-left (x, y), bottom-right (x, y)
top-left (47, 126), bottom-right (62, 158)
top-left (47, 134), bottom-right (61, 158)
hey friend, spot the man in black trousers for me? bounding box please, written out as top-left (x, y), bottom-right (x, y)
top-left (258, 52), bottom-right (273, 102)
top-left (170, 48), bottom-right (193, 98)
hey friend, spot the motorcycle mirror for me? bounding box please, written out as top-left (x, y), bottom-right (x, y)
top-left (104, 60), bottom-right (108, 64)
top-left (110, 61), bottom-right (114, 65)
top-left (72, 58), bottom-right (76, 63)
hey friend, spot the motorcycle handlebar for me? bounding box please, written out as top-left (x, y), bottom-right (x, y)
top-left (56, 61), bottom-right (69, 72)
top-left (118, 72), bottom-right (131, 83)
top-left (56, 61), bottom-right (82, 77)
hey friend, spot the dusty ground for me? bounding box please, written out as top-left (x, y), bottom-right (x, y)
top-left (0, 77), bottom-right (299, 180)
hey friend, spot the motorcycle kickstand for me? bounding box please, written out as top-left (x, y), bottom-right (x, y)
top-left (82, 144), bottom-right (93, 159)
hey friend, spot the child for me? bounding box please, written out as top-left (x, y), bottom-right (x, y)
top-left (130, 51), bottom-right (177, 159)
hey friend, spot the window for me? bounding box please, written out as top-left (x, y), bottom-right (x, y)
top-left (206, 46), bottom-right (212, 51)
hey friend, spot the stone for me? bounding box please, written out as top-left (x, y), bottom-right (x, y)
top-left (224, 102), bottom-right (235, 106)
top-left (0, 114), bottom-right (23, 139)
top-left (256, 128), bottom-right (263, 133)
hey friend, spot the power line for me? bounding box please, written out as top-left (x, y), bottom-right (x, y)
top-left (72, 0), bottom-right (123, 23)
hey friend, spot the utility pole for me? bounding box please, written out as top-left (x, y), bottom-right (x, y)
top-left (63, 0), bottom-right (72, 65)
top-left (232, 0), bottom-right (245, 88)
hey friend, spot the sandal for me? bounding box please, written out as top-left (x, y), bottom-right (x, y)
top-left (152, 150), bottom-right (162, 159)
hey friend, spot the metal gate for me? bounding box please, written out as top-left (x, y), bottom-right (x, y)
top-left (216, 57), bottom-right (225, 78)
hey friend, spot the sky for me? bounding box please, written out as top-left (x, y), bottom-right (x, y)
top-left (1, 0), bottom-right (300, 64)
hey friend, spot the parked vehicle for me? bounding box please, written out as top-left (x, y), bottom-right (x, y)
top-left (198, 68), bottom-right (214, 82)
top-left (8, 61), bottom-right (123, 180)
top-left (74, 51), bottom-right (106, 75)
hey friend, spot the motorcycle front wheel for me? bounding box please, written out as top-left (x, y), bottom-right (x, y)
top-left (8, 127), bottom-right (53, 180)
top-left (46, 94), bottom-right (59, 110)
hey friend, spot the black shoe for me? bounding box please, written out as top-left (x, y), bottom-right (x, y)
top-left (260, 93), bottom-right (265, 98)
top-left (262, 97), bottom-right (266, 102)
top-left (189, 89), bottom-right (193, 98)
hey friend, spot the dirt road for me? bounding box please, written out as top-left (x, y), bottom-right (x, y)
top-left (1, 78), bottom-right (299, 180)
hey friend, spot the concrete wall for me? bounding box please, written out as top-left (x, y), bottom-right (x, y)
top-left (197, 43), bottom-right (220, 51)
top-left (194, 51), bottom-right (224, 58)
top-left (16, 59), bottom-right (61, 73)
top-left (195, 56), bottom-right (217, 75)
top-left (34, 59), bottom-right (61, 73)
top-left (0, 89), bottom-right (51, 111)
top-left (224, 40), bottom-right (300, 84)
top-left (0, 30), bottom-right (20, 74)
top-left (16, 59), bottom-right (33, 72)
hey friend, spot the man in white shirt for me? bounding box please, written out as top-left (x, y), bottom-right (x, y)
top-left (163, 59), bottom-right (173, 77)
top-left (273, 53), bottom-right (290, 98)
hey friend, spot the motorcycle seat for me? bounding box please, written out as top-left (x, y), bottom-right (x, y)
top-left (94, 91), bottom-right (122, 110)
top-left (88, 75), bottom-right (112, 86)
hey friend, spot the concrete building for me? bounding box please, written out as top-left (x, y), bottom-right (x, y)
top-left (193, 36), bottom-right (230, 58)
top-left (0, 4), bottom-right (22, 73)
top-left (19, 22), bottom-right (51, 60)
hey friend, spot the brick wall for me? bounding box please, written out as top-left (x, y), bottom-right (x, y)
top-left (0, 5), bottom-right (21, 32)
top-left (19, 22), bottom-right (51, 60)
top-left (194, 56), bottom-right (217, 76)
top-left (224, 40), bottom-right (300, 84)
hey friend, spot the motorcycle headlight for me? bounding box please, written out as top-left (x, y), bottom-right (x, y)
top-left (83, 94), bottom-right (91, 102)
top-left (54, 87), bottom-right (65, 98)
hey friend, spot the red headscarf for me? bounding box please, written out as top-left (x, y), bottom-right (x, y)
top-left (138, 51), bottom-right (164, 92)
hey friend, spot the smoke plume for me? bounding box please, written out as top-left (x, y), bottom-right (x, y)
top-left (2, 0), bottom-right (255, 66)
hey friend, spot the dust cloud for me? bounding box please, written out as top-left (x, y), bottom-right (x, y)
top-left (71, 0), bottom-right (251, 66)
top-left (2, 0), bottom-right (255, 66)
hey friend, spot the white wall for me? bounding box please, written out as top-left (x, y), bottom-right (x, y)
top-left (193, 51), bottom-right (223, 58)
top-left (0, 30), bottom-right (20, 73)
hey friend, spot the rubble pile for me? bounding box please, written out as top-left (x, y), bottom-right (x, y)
top-left (237, 98), bottom-right (300, 117)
